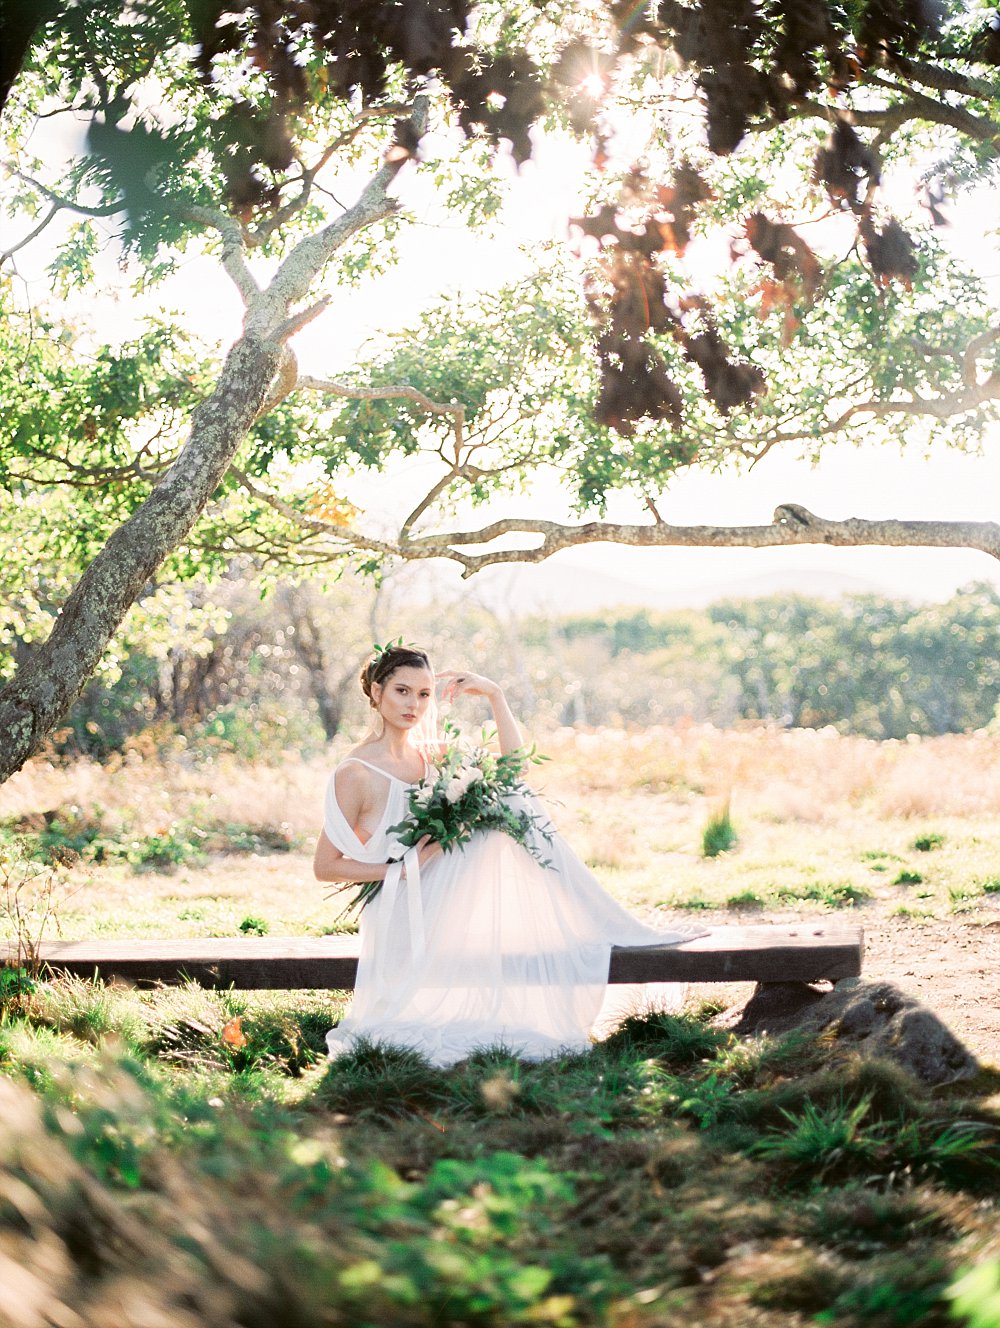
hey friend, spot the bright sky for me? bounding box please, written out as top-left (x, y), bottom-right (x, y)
top-left (6, 111), bottom-right (1000, 607)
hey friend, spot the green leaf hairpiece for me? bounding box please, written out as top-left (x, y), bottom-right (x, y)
top-left (372, 636), bottom-right (405, 657)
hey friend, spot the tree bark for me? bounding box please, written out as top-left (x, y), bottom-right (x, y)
top-left (0, 332), bottom-right (281, 782)
top-left (394, 507), bottom-right (1000, 575)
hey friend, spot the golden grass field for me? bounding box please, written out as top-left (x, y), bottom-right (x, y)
top-left (3, 723), bottom-right (1000, 1056)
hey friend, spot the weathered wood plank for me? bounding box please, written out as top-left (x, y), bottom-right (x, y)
top-left (5, 925), bottom-right (863, 989)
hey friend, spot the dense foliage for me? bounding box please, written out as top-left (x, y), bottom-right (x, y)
top-left (545, 583), bottom-right (1000, 738)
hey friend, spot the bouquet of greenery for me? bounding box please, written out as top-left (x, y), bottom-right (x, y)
top-left (337, 736), bottom-right (552, 918)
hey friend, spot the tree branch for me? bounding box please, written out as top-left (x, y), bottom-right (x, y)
top-left (401, 508), bottom-right (1000, 575)
top-left (898, 59), bottom-right (1000, 102)
top-left (244, 105), bottom-right (411, 249)
top-left (298, 373), bottom-right (465, 424)
top-left (962, 328), bottom-right (1000, 387)
top-left (226, 464), bottom-right (399, 560)
top-left (863, 75), bottom-right (1000, 142)
top-left (6, 168), bottom-right (123, 217)
top-left (254, 347), bottom-right (299, 419)
top-left (220, 463), bottom-right (1000, 579)
top-left (836, 377), bottom-right (1000, 427)
top-left (273, 298), bottom-right (331, 343)
top-left (0, 169), bottom-right (121, 266)
top-left (253, 95), bottom-right (430, 333)
top-left (174, 202), bottom-right (260, 306)
top-left (755, 79), bottom-right (1000, 143)
top-left (398, 467), bottom-right (466, 541)
top-left (0, 200), bottom-right (59, 265)
top-left (741, 341), bottom-right (1000, 464)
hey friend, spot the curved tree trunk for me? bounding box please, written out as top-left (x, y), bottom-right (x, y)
top-left (0, 332), bottom-right (280, 783)
top-left (0, 100), bottom-right (419, 786)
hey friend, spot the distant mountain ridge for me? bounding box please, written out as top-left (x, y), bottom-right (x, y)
top-left (408, 559), bottom-right (900, 617)
top-left (451, 565), bottom-right (887, 616)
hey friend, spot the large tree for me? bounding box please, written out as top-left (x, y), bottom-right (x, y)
top-left (1, 0), bottom-right (1000, 781)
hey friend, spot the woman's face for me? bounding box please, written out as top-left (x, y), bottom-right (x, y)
top-left (372, 665), bottom-right (434, 732)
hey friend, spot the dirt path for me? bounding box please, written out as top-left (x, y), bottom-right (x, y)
top-left (692, 904), bottom-right (1000, 1065)
top-left (861, 909), bottom-right (1000, 1062)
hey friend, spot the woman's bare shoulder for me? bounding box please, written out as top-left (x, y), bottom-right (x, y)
top-left (333, 753), bottom-right (377, 797)
top-left (344, 738), bottom-right (380, 759)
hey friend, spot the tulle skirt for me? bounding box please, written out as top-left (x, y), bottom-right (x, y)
top-left (325, 821), bottom-right (693, 1068)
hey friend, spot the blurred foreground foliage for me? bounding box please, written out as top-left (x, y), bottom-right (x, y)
top-left (18, 575), bottom-right (1000, 763)
top-left (0, 978), bottom-right (999, 1327)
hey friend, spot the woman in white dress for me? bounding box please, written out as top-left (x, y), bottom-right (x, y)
top-left (313, 644), bottom-right (694, 1068)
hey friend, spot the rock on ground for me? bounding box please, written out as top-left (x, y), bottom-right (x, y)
top-left (714, 977), bottom-right (978, 1085)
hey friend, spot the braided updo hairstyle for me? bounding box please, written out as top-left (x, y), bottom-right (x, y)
top-left (360, 644), bottom-right (433, 708)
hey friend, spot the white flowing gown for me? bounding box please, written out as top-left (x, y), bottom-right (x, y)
top-left (324, 756), bottom-right (697, 1068)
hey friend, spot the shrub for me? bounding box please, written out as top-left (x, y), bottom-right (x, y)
top-left (0, 964), bottom-right (37, 1013)
top-left (752, 1094), bottom-right (887, 1180)
top-left (912, 833), bottom-right (945, 852)
top-left (726, 889), bottom-right (765, 909)
top-left (313, 1040), bottom-right (456, 1119)
top-left (602, 1010), bottom-right (729, 1066)
top-left (894, 869), bottom-right (924, 886)
top-left (125, 823), bottom-right (207, 871)
top-left (31, 975), bottom-right (145, 1048)
top-left (815, 1256), bottom-right (948, 1326)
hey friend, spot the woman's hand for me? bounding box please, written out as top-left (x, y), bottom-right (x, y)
top-left (437, 669), bottom-right (523, 755)
top-left (414, 834), bottom-right (443, 871)
top-left (437, 669), bottom-right (500, 705)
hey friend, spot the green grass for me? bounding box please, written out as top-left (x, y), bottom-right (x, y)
top-left (6, 768), bottom-right (1000, 943)
top-left (776, 879), bottom-right (873, 907)
top-left (913, 833), bottom-right (946, 852)
top-left (239, 913), bottom-right (269, 935)
top-left (725, 888), bottom-right (766, 909)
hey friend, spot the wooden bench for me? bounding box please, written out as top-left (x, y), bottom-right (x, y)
top-left (9, 924), bottom-right (863, 989)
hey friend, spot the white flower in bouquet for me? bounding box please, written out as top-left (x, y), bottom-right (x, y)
top-left (444, 764), bottom-right (483, 803)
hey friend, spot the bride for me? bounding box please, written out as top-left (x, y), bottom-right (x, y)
top-left (313, 643), bottom-right (696, 1068)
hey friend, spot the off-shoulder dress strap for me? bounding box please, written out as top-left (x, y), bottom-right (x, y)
top-left (339, 755), bottom-right (398, 780)
top-left (328, 756), bottom-right (427, 965)
top-left (339, 754), bottom-right (429, 783)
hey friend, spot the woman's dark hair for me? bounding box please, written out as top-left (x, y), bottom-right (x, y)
top-left (360, 644), bottom-right (432, 705)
